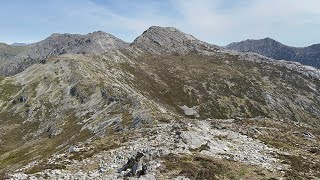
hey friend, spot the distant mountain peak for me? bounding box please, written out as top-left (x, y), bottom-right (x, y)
top-left (263, 37), bottom-right (275, 41)
top-left (49, 33), bottom-right (63, 37)
top-left (139, 26), bottom-right (197, 41)
top-left (48, 31), bottom-right (118, 40)
top-left (11, 42), bottom-right (28, 46)
top-left (237, 37), bottom-right (280, 45)
top-left (227, 38), bottom-right (320, 68)
top-left (146, 26), bottom-right (180, 33)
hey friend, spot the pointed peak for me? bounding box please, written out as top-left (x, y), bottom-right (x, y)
top-left (141, 26), bottom-right (193, 39)
top-left (262, 37), bottom-right (278, 42)
top-left (146, 26), bottom-right (180, 32)
top-left (89, 30), bottom-right (111, 37)
top-left (49, 33), bottom-right (63, 37)
top-left (264, 37), bottom-right (273, 40)
top-left (131, 26), bottom-right (213, 54)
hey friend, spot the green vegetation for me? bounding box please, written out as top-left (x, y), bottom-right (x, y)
top-left (69, 134), bottom-right (123, 161)
top-left (0, 111), bottom-right (92, 173)
top-left (25, 163), bottom-right (66, 174)
top-left (162, 154), bottom-right (278, 179)
top-left (0, 47), bottom-right (319, 178)
top-left (235, 118), bottom-right (320, 179)
top-left (118, 53), bottom-right (293, 120)
top-left (279, 154), bottom-right (320, 179)
top-left (0, 80), bottom-right (21, 101)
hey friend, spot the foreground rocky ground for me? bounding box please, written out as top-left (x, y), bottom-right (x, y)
top-left (8, 118), bottom-right (320, 179)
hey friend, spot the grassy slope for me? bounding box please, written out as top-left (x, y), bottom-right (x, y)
top-left (0, 51), bottom-right (319, 177)
top-left (120, 52), bottom-right (320, 127)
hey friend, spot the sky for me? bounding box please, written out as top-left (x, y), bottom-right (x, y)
top-left (0, 0), bottom-right (319, 47)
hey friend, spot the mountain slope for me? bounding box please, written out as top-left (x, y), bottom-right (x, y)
top-left (0, 31), bottom-right (129, 76)
top-left (0, 27), bottom-right (319, 179)
top-left (226, 38), bottom-right (320, 68)
top-left (0, 43), bottom-right (29, 64)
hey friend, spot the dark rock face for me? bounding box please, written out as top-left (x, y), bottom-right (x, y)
top-left (118, 152), bottom-right (147, 177)
top-left (226, 38), bottom-right (320, 68)
top-left (0, 31), bottom-right (129, 76)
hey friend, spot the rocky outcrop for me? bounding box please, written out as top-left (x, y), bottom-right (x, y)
top-left (226, 38), bottom-right (320, 68)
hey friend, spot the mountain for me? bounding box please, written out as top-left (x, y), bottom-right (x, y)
top-left (0, 27), bottom-right (319, 179)
top-left (226, 38), bottom-right (320, 68)
top-left (11, 42), bottom-right (28, 47)
top-left (131, 26), bottom-right (219, 54)
top-left (0, 31), bottom-right (129, 76)
top-left (0, 43), bottom-right (29, 64)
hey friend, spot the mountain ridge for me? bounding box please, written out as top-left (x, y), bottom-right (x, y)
top-left (0, 31), bottom-right (129, 76)
top-left (0, 26), bottom-right (319, 179)
top-left (11, 42), bottom-right (29, 47)
top-left (226, 38), bottom-right (320, 68)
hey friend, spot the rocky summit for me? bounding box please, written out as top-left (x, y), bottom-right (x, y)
top-left (227, 37), bottom-right (320, 68)
top-left (0, 31), bottom-right (129, 76)
top-left (0, 26), bottom-right (319, 179)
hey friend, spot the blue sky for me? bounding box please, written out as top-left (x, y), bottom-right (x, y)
top-left (0, 0), bottom-right (319, 46)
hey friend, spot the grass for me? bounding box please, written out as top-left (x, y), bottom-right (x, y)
top-left (279, 154), bottom-right (320, 179)
top-left (0, 49), bottom-right (319, 178)
top-left (162, 154), bottom-right (279, 179)
top-left (117, 51), bottom-right (320, 125)
top-left (234, 118), bottom-right (320, 179)
top-left (25, 163), bottom-right (66, 174)
top-left (68, 134), bottom-right (123, 161)
top-left (0, 80), bottom-right (21, 101)
top-left (0, 111), bottom-right (93, 174)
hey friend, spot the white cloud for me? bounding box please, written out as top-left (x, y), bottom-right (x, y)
top-left (170, 0), bottom-right (320, 45)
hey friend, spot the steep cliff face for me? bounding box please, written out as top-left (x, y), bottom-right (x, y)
top-left (227, 38), bottom-right (320, 68)
top-left (0, 27), bottom-right (319, 179)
